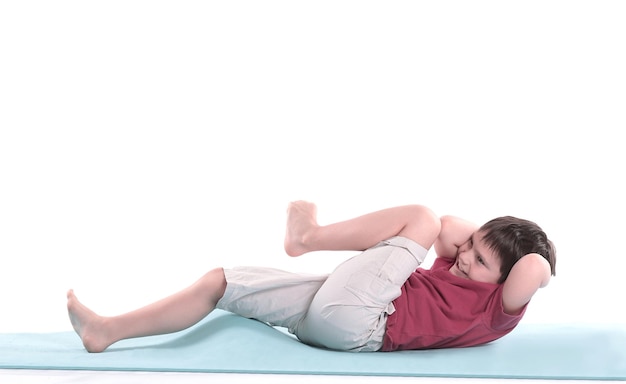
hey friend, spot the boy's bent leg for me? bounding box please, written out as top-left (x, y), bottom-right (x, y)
top-left (286, 201), bottom-right (440, 256)
top-left (217, 267), bottom-right (327, 334)
top-left (295, 237), bottom-right (427, 352)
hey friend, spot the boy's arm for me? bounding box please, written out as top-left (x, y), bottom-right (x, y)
top-left (434, 215), bottom-right (479, 259)
top-left (502, 253), bottom-right (552, 315)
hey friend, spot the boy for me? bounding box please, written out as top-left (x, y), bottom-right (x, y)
top-left (67, 201), bottom-right (556, 353)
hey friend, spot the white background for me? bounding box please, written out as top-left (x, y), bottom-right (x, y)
top-left (1, 1), bottom-right (624, 334)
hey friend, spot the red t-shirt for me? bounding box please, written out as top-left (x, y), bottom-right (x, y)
top-left (382, 257), bottom-right (526, 351)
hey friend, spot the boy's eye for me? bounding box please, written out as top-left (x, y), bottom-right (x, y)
top-left (477, 256), bottom-right (485, 265)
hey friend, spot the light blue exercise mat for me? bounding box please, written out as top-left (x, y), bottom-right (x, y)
top-left (1, 310), bottom-right (624, 380)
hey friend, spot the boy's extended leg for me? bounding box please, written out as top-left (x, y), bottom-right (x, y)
top-left (67, 267), bottom-right (226, 353)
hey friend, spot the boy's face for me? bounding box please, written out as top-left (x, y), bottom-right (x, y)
top-left (449, 230), bottom-right (502, 284)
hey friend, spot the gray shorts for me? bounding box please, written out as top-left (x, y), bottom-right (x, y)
top-left (216, 236), bottom-right (427, 352)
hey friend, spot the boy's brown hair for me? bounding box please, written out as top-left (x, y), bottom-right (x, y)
top-left (480, 216), bottom-right (557, 284)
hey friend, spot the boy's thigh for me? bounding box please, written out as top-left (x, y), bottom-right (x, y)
top-left (217, 266), bottom-right (328, 332)
top-left (296, 237), bottom-right (426, 351)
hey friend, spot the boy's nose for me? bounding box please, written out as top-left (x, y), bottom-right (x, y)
top-left (458, 253), bottom-right (469, 267)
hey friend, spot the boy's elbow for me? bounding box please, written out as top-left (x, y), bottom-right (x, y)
top-left (526, 253), bottom-right (552, 288)
top-left (502, 254), bottom-right (552, 314)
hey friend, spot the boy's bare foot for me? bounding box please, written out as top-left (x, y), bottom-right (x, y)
top-left (67, 289), bottom-right (113, 353)
top-left (284, 200), bottom-right (319, 256)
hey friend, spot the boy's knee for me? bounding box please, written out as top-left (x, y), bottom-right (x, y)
top-left (201, 268), bottom-right (227, 302)
top-left (401, 205), bottom-right (441, 249)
